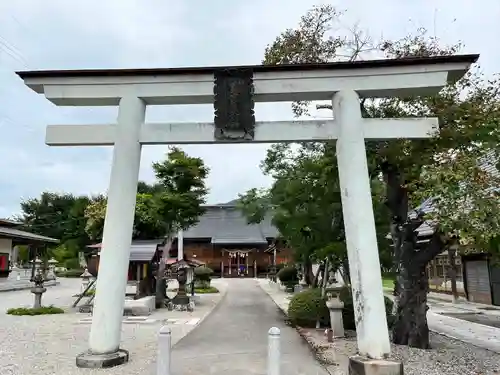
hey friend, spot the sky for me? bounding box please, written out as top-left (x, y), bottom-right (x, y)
top-left (0, 0), bottom-right (499, 218)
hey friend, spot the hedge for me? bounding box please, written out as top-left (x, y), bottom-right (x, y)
top-left (288, 287), bottom-right (395, 329)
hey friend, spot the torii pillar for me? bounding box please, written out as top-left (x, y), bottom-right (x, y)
top-left (16, 54), bottom-right (477, 372)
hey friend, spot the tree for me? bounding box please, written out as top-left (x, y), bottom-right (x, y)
top-left (84, 148), bottom-right (209, 306)
top-left (239, 142), bottom-right (347, 286)
top-left (18, 192), bottom-right (93, 267)
top-left (84, 192), bottom-right (165, 241)
top-left (151, 147), bottom-right (209, 306)
top-left (262, 4), bottom-right (500, 348)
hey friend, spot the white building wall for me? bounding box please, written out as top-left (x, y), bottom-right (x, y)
top-left (0, 238), bottom-right (12, 257)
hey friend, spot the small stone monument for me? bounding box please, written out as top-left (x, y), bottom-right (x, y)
top-left (325, 284), bottom-right (345, 338)
top-left (46, 258), bottom-right (58, 280)
top-left (80, 268), bottom-right (93, 294)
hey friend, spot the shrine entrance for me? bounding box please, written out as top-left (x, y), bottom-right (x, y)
top-left (16, 54), bottom-right (477, 369)
top-left (224, 249), bottom-right (256, 277)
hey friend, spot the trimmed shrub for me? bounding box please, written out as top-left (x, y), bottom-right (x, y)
top-left (277, 266), bottom-right (298, 284)
top-left (288, 288), bottom-right (330, 327)
top-left (7, 305), bottom-right (65, 316)
top-left (56, 269), bottom-right (84, 278)
top-left (194, 266), bottom-right (214, 288)
top-left (288, 287), bottom-right (395, 330)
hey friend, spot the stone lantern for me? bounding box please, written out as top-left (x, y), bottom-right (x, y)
top-left (30, 259), bottom-right (46, 309)
top-left (46, 258), bottom-right (58, 280)
top-left (325, 284), bottom-right (345, 338)
top-left (174, 260), bottom-right (192, 306)
top-left (80, 268), bottom-right (93, 294)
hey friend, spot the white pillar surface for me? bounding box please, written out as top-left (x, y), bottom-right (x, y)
top-left (333, 90), bottom-right (391, 359)
top-left (88, 96), bottom-right (145, 354)
top-left (177, 229), bottom-right (184, 261)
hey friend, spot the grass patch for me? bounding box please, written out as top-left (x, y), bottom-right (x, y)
top-left (194, 286), bottom-right (219, 294)
top-left (7, 305), bottom-right (65, 316)
top-left (72, 289), bottom-right (95, 297)
top-left (382, 278), bottom-right (395, 289)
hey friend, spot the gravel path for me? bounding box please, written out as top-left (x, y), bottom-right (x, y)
top-left (323, 331), bottom-right (500, 375)
top-left (260, 280), bottom-right (500, 375)
top-left (0, 278), bottom-right (226, 375)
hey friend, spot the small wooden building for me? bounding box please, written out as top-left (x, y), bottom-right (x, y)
top-left (0, 218), bottom-right (59, 277)
top-left (86, 240), bottom-right (162, 282)
top-left (461, 253), bottom-right (500, 306)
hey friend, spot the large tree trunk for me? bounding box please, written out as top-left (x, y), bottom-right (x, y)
top-left (448, 247), bottom-right (458, 303)
top-left (382, 162), bottom-right (446, 348)
top-left (155, 232), bottom-right (174, 308)
top-left (304, 256), bottom-right (314, 285)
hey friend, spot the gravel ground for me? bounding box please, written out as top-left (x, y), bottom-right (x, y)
top-left (302, 329), bottom-right (500, 375)
top-left (0, 278), bottom-right (226, 375)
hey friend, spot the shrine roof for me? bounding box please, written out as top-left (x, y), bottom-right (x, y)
top-left (183, 205), bottom-right (278, 245)
top-left (0, 225), bottom-right (59, 244)
top-left (16, 54), bottom-right (479, 79)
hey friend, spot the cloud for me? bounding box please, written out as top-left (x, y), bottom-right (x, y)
top-left (0, 0), bottom-right (499, 218)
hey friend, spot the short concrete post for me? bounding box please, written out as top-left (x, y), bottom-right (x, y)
top-left (157, 326), bottom-right (171, 375)
top-left (267, 327), bottom-right (280, 375)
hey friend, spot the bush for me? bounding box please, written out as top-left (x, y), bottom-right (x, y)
top-left (194, 266), bottom-right (214, 288)
top-left (288, 288), bottom-right (330, 327)
top-left (277, 266), bottom-right (298, 284)
top-left (56, 269), bottom-right (84, 278)
top-left (194, 286), bottom-right (219, 294)
top-left (288, 287), bottom-right (395, 330)
top-left (7, 305), bottom-right (65, 316)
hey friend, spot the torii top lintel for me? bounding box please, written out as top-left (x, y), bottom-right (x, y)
top-left (16, 54), bottom-right (478, 107)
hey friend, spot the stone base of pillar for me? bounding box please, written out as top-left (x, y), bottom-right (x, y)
top-left (76, 349), bottom-right (129, 368)
top-left (348, 356), bottom-right (403, 375)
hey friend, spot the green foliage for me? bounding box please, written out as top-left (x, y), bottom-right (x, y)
top-left (7, 305), bottom-right (65, 316)
top-left (277, 266), bottom-right (298, 283)
top-left (287, 288), bottom-right (330, 327)
top-left (56, 269), bottom-right (84, 278)
top-left (194, 266), bottom-right (214, 281)
top-left (84, 148), bottom-right (209, 240)
top-left (288, 287), bottom-right (395, 330)
top-left (194, 286), bottom-right (219, 294)
top-left (62, 257), bottom-right (81, 270)
top-left (17, 193), bottom-right (94, 260)
top-left (238, 143), bottom-right (349, 275)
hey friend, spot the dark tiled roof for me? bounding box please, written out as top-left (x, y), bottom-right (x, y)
top-left (184, 206), bottom-right (278, 245)
top-left (0, 226), bottom-right (59, 243)
top-left (89, 240), bottom-right (161, 261)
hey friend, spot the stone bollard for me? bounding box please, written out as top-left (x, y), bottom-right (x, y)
top-left (268, 327), bottom-right (280, 375)
top-left (157, 326), bottom-right (171, 375)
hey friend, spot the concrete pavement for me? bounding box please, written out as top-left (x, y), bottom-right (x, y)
top-left (170, 278), bottom-right (328, 375)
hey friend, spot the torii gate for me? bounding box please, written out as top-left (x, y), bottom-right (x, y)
top-left (17, 54), bottom-right (477, 372)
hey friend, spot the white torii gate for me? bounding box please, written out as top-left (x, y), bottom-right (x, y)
top-left (17, 54), bottom-right (477, 370)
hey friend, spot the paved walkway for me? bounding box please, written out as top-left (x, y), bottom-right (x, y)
top-left (170, 278), bottom-right (328, 375)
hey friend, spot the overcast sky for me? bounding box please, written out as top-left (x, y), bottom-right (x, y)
top-left (0, 0), bottom-right (498, 218)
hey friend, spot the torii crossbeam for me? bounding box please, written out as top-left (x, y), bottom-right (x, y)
top-left (17, 54), bottom-right (478, 371)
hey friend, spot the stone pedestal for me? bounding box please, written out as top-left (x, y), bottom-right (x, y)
top-left (326, 298), bottom-right (345, 338)
top-left (76, 349), bottom-right (129, 368)
top-left (31, 287), bottom-right (47, 308)
top-left (349, 356), bottom-right (403, 375)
